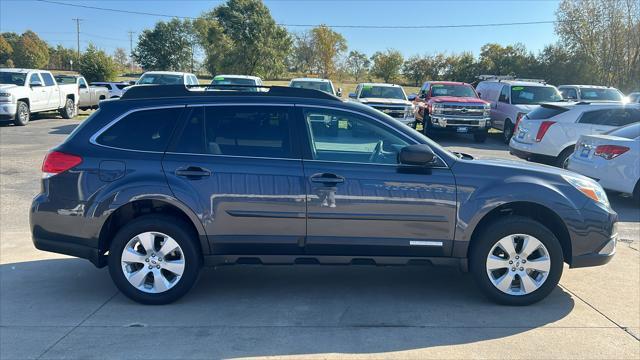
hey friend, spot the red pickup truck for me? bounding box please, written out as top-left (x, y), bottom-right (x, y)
top-left (413, 81), bottom-right (491, 142)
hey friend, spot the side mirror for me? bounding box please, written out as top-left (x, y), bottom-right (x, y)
top-left (30, 81), bottom-right (42, 88)
top-left (399, 144), bottom-right (436, 166)
top-left (348, 92), bottom-right (356, 99)
top-left (336, 88), bottom-right (342, 97)
top-left (129, 80), bottom-right (136, 85)
top-left (407, 93), bottom-right (417, 101)
top-left (79, 83), bottom-right (87, 89)
top-left (477, 92), bottom-right (482, 97)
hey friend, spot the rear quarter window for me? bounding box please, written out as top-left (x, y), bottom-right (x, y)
top-left (95, 107), bottom-right (183, 152)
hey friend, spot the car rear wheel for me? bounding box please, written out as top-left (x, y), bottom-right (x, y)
top-left (633, 180), bottom-right (640, 204)
top-left (13, 101), bottom-right (30, 126)
top-left (502, 120), bottom-right (513, 144)
top-left (470, 216), bottom-right (563, 305)
top-left (108, 214), bottom-right (202, 304)
top-left (556, 147), bottom-right (574, 168)
top-left (59, 98), bottom-right (75, 119)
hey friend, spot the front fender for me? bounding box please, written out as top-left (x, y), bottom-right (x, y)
top-left (454, 174), bottom-right (587, 245)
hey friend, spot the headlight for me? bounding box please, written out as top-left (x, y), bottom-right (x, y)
top-left (404, 104), bottom-right (416, 118)
top-left (0, 92), bottom-right (12, 102)
top-left (431, 103), bottom-right (444, 115)
top-left (562, 174), bottom-right (609, 208)
top-left (483, 103), bottom-right (491, 117)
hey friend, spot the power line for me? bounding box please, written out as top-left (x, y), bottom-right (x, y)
top-left (37, 0), bottom-right (563, 29)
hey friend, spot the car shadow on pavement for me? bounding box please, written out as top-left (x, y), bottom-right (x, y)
top-left (1, 258), bottom-right (576, 358)
top-left (49, 124), bottom-right (79, 135)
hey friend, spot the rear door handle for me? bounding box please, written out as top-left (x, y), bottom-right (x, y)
top-left (310, 173), bottom-right (345, 184)
top-left (175, 166), bottom-right (211, 178)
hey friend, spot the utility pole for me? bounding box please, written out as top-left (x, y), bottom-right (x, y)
top-left (128, 31), bottom-right (135, 72)
top-left (72, 18), bottom-right (83, 62)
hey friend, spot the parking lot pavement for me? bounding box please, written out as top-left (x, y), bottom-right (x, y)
top-left (1, 116), bottom-right (638, 359)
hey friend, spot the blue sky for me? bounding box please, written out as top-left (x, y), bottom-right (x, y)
top-left (0, 0), bottom-right (560, 57)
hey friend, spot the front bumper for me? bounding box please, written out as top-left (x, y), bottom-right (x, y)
top-left (568, 201), bottom-right (618, 269)
top-left (0, 102), bottom-right (17, 118)
top-left (570, 233), bottom-right (616, 268)
top-left (428, 116), bottom-right (490, 133)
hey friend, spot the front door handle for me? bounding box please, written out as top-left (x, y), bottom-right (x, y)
top-left (175, 166), bottom-right (211, 179)
top-left (310, 173), bottom-right (345, 184)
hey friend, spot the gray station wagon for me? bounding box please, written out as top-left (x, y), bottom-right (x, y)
top-left (31, 85), bottom-right (617, 305)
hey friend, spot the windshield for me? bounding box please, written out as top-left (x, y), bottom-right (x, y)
top-left (359, 86), bottom-right (406, 100)
top-left (290, 80), bottom-right (332, 94)
top-left (430, 84), bottom-right (477, 98)
top-left (580, 88), bottom-right (623, 101)
top-left (138, 74), bottom-right (184, 85)
top-left (54, 75), bottom-right (77, 84)
top-left (511, 86), bottom-right (562, 105)
top-left (0, 71), bottom-right (27, 86)
top-left (211, 77), bottom-right (258, 92)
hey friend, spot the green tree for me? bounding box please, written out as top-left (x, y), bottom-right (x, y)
top-left (12, 30), bottom-right (49, 68)
top-left (48, 45), bottom-right (76, 70)
top-left (112, 47), bottom-right (129, 71)
top-left (289, 31), bottom-right (317, 74)
top-left (310, 25), bottom-right (346, 78)
top-left (344, 50), bottom-right (370, 82)
top-left (79, 44), bottom-right (117, 82)
top-left (370, 49), bottom-right (404, 83)
top-left (196, 0), bottom-right (292, 77)
top-left (444, 52), bottom-right (479, 84)
top-left (402, 55), bottom-right (431, 86)
top-left (478, 43), bottom-right (538, 78)
top-left (133, 18), bottom-right (195, 71)
top-left (555, 0), bottom-right (639, 91)
top-left (0, 35), bottom-right (13, 66)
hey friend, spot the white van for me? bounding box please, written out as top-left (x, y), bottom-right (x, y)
top-left (476, 79), bottom-right (562, 143)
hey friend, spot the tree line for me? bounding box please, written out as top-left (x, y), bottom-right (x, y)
top-left (1, 0), bottom-right (638, 92)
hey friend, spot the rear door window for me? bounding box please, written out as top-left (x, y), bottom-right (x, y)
top-left (170, 105), bottom-right (296, 158)
top-left (578, 110), bottom-right (609, 124)
top-left (40, 73), bottom-right (55, 86)
top-left (95, 107), bottom-right (183, 151)
top-left (560, 88), bottom-right (577, 100)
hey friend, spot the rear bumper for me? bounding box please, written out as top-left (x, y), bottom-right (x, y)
top-left (509, 141), bottom-right (556, 162)
top-left (32, 235), bottom-right (106, 267)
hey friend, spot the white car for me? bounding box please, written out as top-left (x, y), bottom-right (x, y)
top-left (289, 78), bottom-right (342, 97)
top-left (558, 85), bottom-right (625, 102)
top-left (476, 78), bottom-right (563, 143)
top-left (90, 81), bottom-right (129, 98)
top-left (567, 122), bottom-right (640, 201)
top-left (210, 75), bottom-right (263, 91)
top-left (123, 71), bottom-right (200, 95)
top-left (0, 68), bottom-right (79, 126)
top-left (627, 92), bottom-right (640, 103)
top-left (349, 83), bottom-right (416, 127)
top-left (509, 103), bottom-right (640, 167)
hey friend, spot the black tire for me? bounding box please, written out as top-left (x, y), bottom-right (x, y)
top-left (555, 147), bottom-right (574, 168)
top-left (474, 131), bottom-right (488, 143)
top-left (502, 120), bottom-right (513, 144)
top-left (108, 214), bottom-right (202, 305)
top-left (422, 113), bottom-right (431, 136)
top-left (633, 181), bottom-right (640, 205)
top-left (13, 101), bottom-right (30, 126)
top-left (59, 98), bottom-right (75, 119)
top-left (469, 216), bottom-right (564, 306)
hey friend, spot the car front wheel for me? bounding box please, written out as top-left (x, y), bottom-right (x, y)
top-left (470, 216), bottom-right (564, 305)
top-left (108, 214), bottom-right (202, 304)
top-left (14, 101), bottom-right (30, 126)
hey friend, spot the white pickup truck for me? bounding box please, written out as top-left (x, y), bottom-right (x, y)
top-left (54, 74), bottom-right (109, 111)
top-left (0, 68), bottom-right (79, 126)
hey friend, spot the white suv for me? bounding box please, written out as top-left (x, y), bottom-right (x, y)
top-left (509, 103), bottom-right (640, 167)
top-left (477, 79), bottom-right (563, 143)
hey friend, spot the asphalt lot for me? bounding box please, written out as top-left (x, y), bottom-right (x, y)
top-left (1, 113), bottom-right (638, 359)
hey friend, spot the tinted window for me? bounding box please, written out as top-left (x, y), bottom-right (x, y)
top-left (526, 105), bottom-right (569, 120)
top-left (115, 84), bottom-right (128, 90)
top-left (0, 71), bottom-right (27, 85)
top-left (40, 73), bottom-right (55, 86)
top-left (359, 86), bottom-right (406, 100)
top-left (499, 85), bottom-right (510, 103)
top-left (171, 106), bottom-right (295, 158)
top-left (579, 108), bottom-right (640, 126)
top-left (303, 108), bottom-right (409, 165)
top-left (606, 122), bottom-right (640, 139)
top-left (560, 88), bottom-right (578, 100)
top-left (511, 86), bottom-right (562, 104)
top-left (54, 75), bottom-right (77, 84)
top-left (211, 77), bottom-right (258, 91)
top-left (78, 78), bottom-right (88, 88)
top-left (290, 81), bottom-right (332, 94)
top-left (580, 88), bottom-right (623, 101)
top-left (138, 74), bottom-right (183, 85)
top-left (96, 107), bottom-right (183, 151)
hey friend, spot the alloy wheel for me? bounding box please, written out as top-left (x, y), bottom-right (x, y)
top-left (120, 231), bottom-right (185, 294)
top-left (485, 234), bottom-right (551, 296)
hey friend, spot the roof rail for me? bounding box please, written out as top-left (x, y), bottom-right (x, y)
top-left (514, 78), bottom-right (547, 84)
top-left (477, 75), bottom-right (515, 81)
top-left (120, 84), bottom-right (341, 101)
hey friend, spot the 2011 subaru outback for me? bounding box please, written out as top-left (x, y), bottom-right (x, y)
top-left (30, 85), bottom-right (617, 305)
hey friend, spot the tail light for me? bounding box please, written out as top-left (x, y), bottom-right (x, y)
top-left (514, 113), bottom-right (525, 132)
top-left (535, 121), bottom-right (556, 142)
top-left (42, 151), bottom-right (82, 176)
top-left (594, 145), bottom-right (630, 160)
